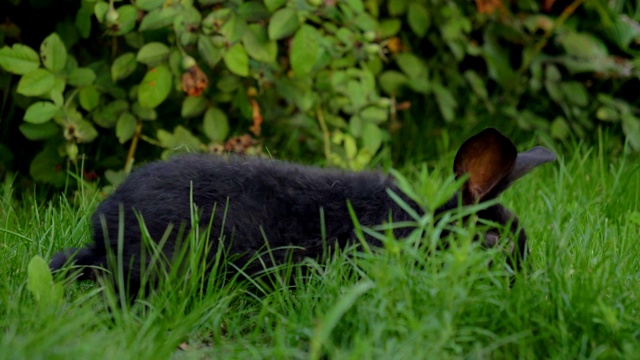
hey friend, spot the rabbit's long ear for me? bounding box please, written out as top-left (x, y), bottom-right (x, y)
top-left (489, 146), bottom-right (556, 196)
top-left (454, 128), bottom-right (517, 205)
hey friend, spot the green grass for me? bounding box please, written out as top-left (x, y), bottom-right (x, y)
top-left (1, 143), bottom-right (639, 360)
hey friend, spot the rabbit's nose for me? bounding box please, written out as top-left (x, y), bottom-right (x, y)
top-left (483, 231), bottom-right (516, 256)
top-left (483, 232), bottom-right (500, 247)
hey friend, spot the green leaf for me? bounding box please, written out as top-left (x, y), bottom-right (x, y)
top-left (395, 53), bottom-right (426, 78)
top-left (203, 107), bottom-right (230, 142)
top-left (136, 0), bottom-right (164, 11)
top-left (139, 7), bottom-right (180, 31)
top-left (93, 100), bottom-right (129, 128)
top-left (138, 65), bottom-right (172, 108)
top-left (223, 44), bottom-right (249, 77)
top-left (275, 77), bottom-right (315, 111)
top-left (238, 2), bottom-right (270, 21)
top-left (220, 13), bottom-right (247, 44)
top-left (181, 96), bottom-right (208, 118)
top-left (132, 102), bottom-right (157, 121)
top-left (94, 1), bottom-right (109, 22)
top-left (28, 255), bottom-right (58, 304)
top-left (433, 83), bottom-right (457, 122)
top-left (30, 147), bottom-right (66, 187)
top-left (290, 25), bottom-right (319, 77)
top-left (136, 42), bottom-right (170, 66)
top-left (111, 5), bottom-right (138, 35)
top-left (379, 19), bottom-right (402, 38)
top-left (561, 81), bottom-right (588, 107)
top-left (550, 116), bottom-right (570, 140)
top-left (557, 32), bottom-right (609, 59)
top-left (50, 77), bottom-right (66, 104)
top-left (268, 8), bottom-right (299, 40)
top-left (116, 112), bottom-right (137, 143)
top-left (112, 52), bottom-right (137, 82)
top-left (75, 0), bottom-right (94, 38)
top-left (105, 169), bottom-right (127, 187)
top-left (346, 0), bottom-right (365, 13)
top-left (24, 101), bottom-right (59, 124)
top-left (198, 35), bottom-right (224, 68)
top-left (360, 106), bottom-right (388, 124)
top-left (68, 118), bottom-right (98, 143)
top-left (55, 21), bottom-right (79, 50)
top-left (545, 80), bottom-right (564, 104)
top-left (464, 70), bottom-right (488, 101)
top-left (483, 29), bottom-right (517, 89)
top-left (0, 44), bottom-right (40, 75)
top-left (407, 3), bottom-right (430, 37)
top-left (347, 80), bottom-right (366, 111)
top-left (353, 14), bottom-right (376, 32)
top-left (387, 0), bottom-right (408, 16)
top-left (17, 69), bottom-right (55, 96)
top-left (243, 24), bottom-right (277, 63)
top-left (344, 134), bottom-right (358, 160)
top-left (79, 86), bottom-right (100, 111)
top-left (40, 33), bottom-right (68, 72)
top-left (596, 106), bottom-right (619, 122)
top-left (378, 70), bottom-right (407, 95)
top-left (622, 113), bottom-right (640, 151)
top-left (264, 0), bottom-right (286, 12)
top-left (362, 123), bottom-right (383, 153)
top-left (348, 115), bottom-right (363, 137)
top-left (407, 77), bottom-right (430, 94)
top-left (157, 126), bottom-right (203, 157)
top-left (67, 67), bottom-right (96, 87)
top-left (19, 122), bottom-right (59, 140)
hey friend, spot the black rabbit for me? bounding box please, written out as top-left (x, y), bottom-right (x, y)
top-left (50, 128), bottom-right (555, 295)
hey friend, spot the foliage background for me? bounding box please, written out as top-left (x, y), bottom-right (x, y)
top-left (0, 0), bottom-right (639, 191)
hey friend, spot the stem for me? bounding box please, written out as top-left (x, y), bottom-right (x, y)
top-left (124, 120), bottom-right (142, 174)
top-left (519, 0), bottom-right (585, 73)
top-left (316, 105), bottom-right (331, 161)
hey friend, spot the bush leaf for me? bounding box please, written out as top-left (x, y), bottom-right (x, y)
top-left (139, 7), bottom-right (179, 31)
top-left (290, 25), bottom-right (319, 77)
top-left (20, 122), bottom-right (59, 141)
top-left (111, 52), bottom-right (137, 82)
top-left (198, 35), bottom-right (224, 68)
top-left (28, 255), bottom-right (63, 305)
top-left (136, 42), bottom-right (170, 66)
top-left (116, 112), bottom-right (138, 143)
top-left (223, 44), bottom-right (249, 77)
top-left (79, 86), bottom-right (100, 111)
top-left (68, 67), bottom-right (96, 87)
top-left (40, 33), bottom-right (68, 72)
top-left (268, 8), bottom-right (299, 41)
top-left (138, 65), bottom-right (172, 108)
top-left (0, 44), bottom-right (40, 75)
top-left (24, 101), bottom-right (59, 124)
top-left (243, 24), bottom-right (277, 63)
top-left (17, 69), bottom-right (56, 96)
top-left (203, 107), bottom-right (229, 142)
top-left (181, 96), bottom-right (208, 118)
top-left (407, 3), bottom-right (430, 37)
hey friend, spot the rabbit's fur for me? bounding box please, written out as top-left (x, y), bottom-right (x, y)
top-left (50, 128), bottom-right (555, 295)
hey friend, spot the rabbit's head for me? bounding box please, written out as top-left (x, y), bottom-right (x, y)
top-left (449, 128), bottom-right (556, 269)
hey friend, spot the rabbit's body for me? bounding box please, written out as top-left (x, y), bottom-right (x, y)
top-left (50, 128), bottom-right (556, 296)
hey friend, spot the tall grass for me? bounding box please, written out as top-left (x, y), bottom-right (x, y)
top-left (0, 142), bottom-right (638, 359)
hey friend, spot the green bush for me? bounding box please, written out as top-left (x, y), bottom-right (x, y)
top-left (0, 0), bottom-right (639, 188)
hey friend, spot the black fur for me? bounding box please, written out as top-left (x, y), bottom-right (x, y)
top-left (50, 128), bottom-right (556, 295)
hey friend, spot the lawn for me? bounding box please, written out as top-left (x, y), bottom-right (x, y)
top-left (1, 139), bottom-right (639, 359)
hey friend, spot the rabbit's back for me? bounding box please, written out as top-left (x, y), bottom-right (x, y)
top-left (92, 154), bottom-right (406, 265)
